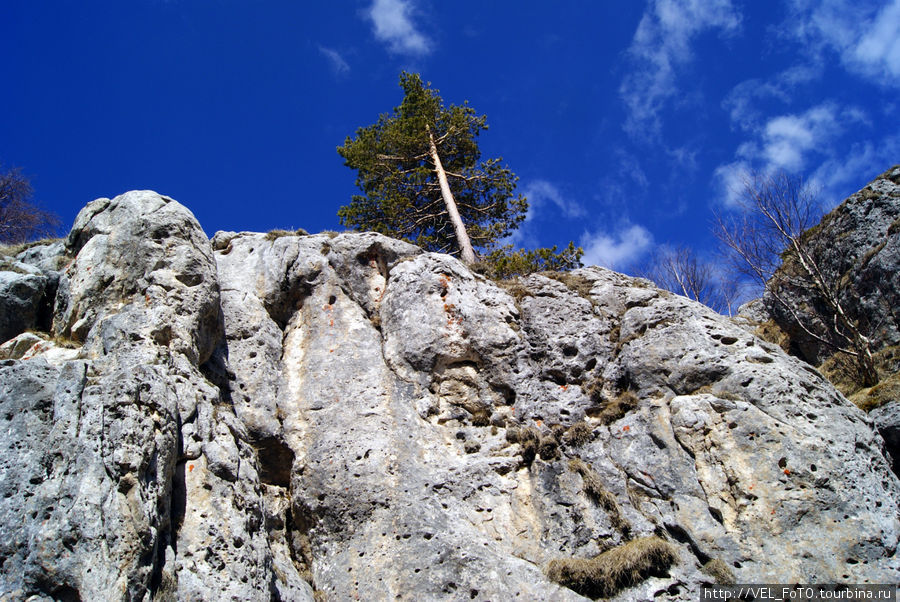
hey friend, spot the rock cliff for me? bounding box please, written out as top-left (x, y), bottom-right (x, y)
top-left (1, 191), bottom-right (898, 601)
top-left (737, 166), bottom-right (900, 474)
top-left (762, 166), bottom-right (900, 369)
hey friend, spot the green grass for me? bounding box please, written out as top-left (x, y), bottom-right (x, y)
top-left (547, 536), bottom-right (678, 598)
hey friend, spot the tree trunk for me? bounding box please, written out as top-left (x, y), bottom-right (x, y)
top-left (427, 126), bottom-right (476, 264)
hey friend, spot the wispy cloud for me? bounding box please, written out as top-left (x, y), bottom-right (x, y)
top-left (503, 179), bottom-right (584, 248)
top-left (620, 0), bottom-right (741, 139)
top-left (754, 105), bottom-right (844, 172)
top-left (713, 102), bottom-right (889, 207)
top-left (786, 0), bottom-right (900, 87)
top-left (850, 0), bottom-right (900, 82)
top-left (522, 180), bottom-right (585, 220)
top-left (722, 65), bottom-right (820, 131)
top-left (712, 161), bottom-right (751, 208)
top-left (366, 0), bottom-right (431, 56)
top-left (318, 46), bottom-right (350, 75)
top-left (580, 224), bottom-right (654, 270)
top-left (719, 103), bottom-right (860, 172)
top-left (808, 135), bottom-right (900, 206)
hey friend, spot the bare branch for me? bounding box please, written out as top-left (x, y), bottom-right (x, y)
top-left (714, 170), bottom-right (877, 385)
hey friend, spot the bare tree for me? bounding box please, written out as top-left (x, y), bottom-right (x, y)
top-left (641, 245), bottom-right (738, 315)
top-left (0, 166), bottom-right (60, 244)
top-left (714, 171), bottom-right (877, 385)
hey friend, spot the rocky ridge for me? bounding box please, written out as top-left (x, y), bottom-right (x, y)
top-left (1, 191), bottom-right (898, 601)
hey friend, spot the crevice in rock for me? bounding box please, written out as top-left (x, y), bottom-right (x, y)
top-left (266, 277), bottom-right (315, 331)
top-left (149, 412), bottom-right (182, 600)
top-left (286, 501), bottom-right (320, 593)
top-left (664, 522), bottom-right (710, 565)
top-left (256, 436), bottom-right (295, 488)
top-left (36, 274), bottom-right (59, 334)
top-left (199, 344), bottom-right (234, 408)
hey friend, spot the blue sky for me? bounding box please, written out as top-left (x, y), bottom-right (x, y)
top-left (3, 0), bottom-right (898, 274)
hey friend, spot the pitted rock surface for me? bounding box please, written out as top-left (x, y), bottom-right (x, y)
top-left (1, 191), bottom-right (898, 601)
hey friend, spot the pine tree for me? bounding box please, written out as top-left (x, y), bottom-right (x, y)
top-left (337, 72), bottom-right (527, 263)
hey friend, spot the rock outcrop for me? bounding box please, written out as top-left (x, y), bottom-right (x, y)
top-left (762, 166), bottom-right (900, 368)
top-left (2, 191), bottom-right (898, 601)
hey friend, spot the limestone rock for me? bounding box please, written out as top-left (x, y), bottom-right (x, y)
top-left (766, 166), bottom-right (900, 366)
top-left (871, 401), bottom-right (900, 477)
top-left (0, 263), bottom-right (50, 342)
top-left (2, 191), bottom-right (898, 601)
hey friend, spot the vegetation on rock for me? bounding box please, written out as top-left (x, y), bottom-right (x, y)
top-left (337, 72), bottom-right (581, 273)
top-left (547, 536), bottom-right (678, 598)
top-left (715, 170), bottom-right (879, 386)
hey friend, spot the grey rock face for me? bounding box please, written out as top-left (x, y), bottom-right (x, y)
top-left (0, 241), bottom-right (67, 344)
top-left (766, 167), bottom-right (900, 365)
top-left (2, 191), bottom-right (898, 601)
top-left (1, 192), bottom-right (311, 601)
top-left (0, 268), bottom-right (49, 341)
top-left (871, 401), bottom-right (900, 477)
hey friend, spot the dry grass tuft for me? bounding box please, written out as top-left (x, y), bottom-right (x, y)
top-left (470, 407), bottom-right (492, 427)
top-left (538, 432), bottom-right (560, 461)
top-left (820, 345), bottom-right (900, 409)
top-left (547, 272), bottom-right (596, 303)
top-left (587, 390), bottom-right (639, 426)
top-left (692, 385), bottom-right (742, 402)
top-left (506, 426), bottom-right (541, 464)
top-left (506, 425), bottom-right (562, 462)
top-left (753, 319), bottom-right (791, 353)
top-left (546, 536), bottom-right (678, 598)
top-left (265, 228), bottom-right (308, 241)
top-left (568, 458), bottom-right (630, 534)
top-left (851, 371), bottom-right (900, 412)
top-left (701, 558), bottom-right (736, 585)
top-left (563, 421), bottom-right (593, 447)
top-left (0, 237), bottom-right (63, 258)
top-left (496, 279), bottom-right (532, 302)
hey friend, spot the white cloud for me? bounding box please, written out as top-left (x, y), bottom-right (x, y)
top-left (787, 0), bottom-right (900, 87)
top-left (851, 0), bottom-right (900, 81)
top-left (580, 224), bottom-right (654, 270)
top-left (367, 0), bottom-right (431, 56)
top-left (620, 0), bottom-right (741, 138)
top-left (522, 180), bottom-right (585, 220)
top-left (713, 102), bottom-right (888, 208)
top-left (713, 161), bottom-right (751, 208)
top-left (808, 135), bottom-right (900, 206)
top-left (721, 64), bottom-right (820, 131)
top-left (502, 180), bottom-right (584, 248)
top-left (318, 46), bottom-right (350, 74)
top-left (729, 103), bottom-right (862, 173)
